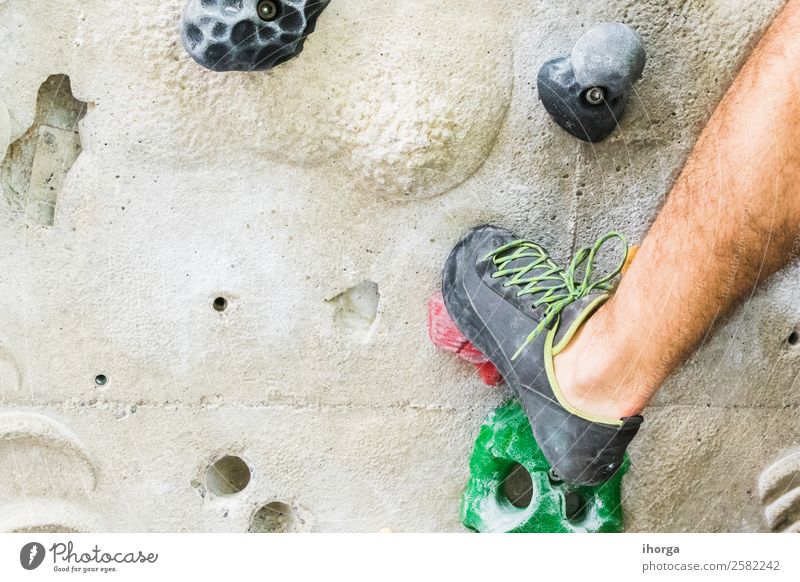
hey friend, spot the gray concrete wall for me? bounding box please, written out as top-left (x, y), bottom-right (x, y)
top-left (0, 0), bottom-right (797, 532)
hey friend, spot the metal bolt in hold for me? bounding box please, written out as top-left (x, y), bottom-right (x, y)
top-left (584, 87), bottom-right (605, 105)
top-left (257, 0), bottom-right (279, 21)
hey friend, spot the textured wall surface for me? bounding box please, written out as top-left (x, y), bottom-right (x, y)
top-left (1, 0), bottom-right (798, 532)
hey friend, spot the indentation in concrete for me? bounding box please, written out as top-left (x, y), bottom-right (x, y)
top-left (0, 412), bottom-right (98, 494)
top-left (249, 501), bottom-right (296, 533)
top-left (1, 75), bottom-right (87, 225)
top-left (757, 449), bottom-right (800, 532)
top-left (327, 281), bottom-right (380, 341)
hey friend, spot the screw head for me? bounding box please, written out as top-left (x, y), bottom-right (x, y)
top-left (548, 467), bottom-right (563, 484)
top-left (257, 0), bottom-right (279, 21)
top-left (584, 86), bottom-right (605, 106)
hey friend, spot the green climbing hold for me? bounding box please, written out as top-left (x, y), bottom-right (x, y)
top-left (461, 399), bottom-right (628, 533)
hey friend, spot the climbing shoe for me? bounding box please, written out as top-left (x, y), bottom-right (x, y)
top-left (442, 225), bottom-right (643, 486)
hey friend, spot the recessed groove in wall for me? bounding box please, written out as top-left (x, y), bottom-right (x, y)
top-left (1, 74), bottom-right (88, 226)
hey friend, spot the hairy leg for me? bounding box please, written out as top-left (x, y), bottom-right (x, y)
top-left (555, 0), bottom-right (800, 419)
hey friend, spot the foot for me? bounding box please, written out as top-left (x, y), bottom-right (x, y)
top-left (553, 304), bottom-right (648, 419)
top-left (442, 225), bottom-right (643, 485)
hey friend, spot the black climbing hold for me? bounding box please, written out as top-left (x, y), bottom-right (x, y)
top-left (537, 22), bottom-right (646, 142)
top-left (181, 0), bottom-right (331, 72)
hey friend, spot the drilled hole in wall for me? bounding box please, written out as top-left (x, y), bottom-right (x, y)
top-left (206, 455), bottom-right (251, 496)
top-left (788, 330), bottom-right (799, 346)
top-left (213, 297), bottom-right (228, 312)
top-left (1, 74), bottom-right (88, 226)
top-left (501, 462), bottom-right (533, 509)
top-left (249, 501), bottom-right (295, 533)
top-left (563, 491), bottom-right (588, 523)
top-left (94, 374), bottom-right (107, 386)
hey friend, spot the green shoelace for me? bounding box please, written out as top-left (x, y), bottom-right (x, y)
top-left (485, 232), bottom-right (628, 360)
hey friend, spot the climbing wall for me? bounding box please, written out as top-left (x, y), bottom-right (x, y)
top-left (0, 0), bottom-right (797, 532)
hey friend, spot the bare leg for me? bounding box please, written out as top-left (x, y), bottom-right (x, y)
top-left (555, 1), bottom-right (800, 419)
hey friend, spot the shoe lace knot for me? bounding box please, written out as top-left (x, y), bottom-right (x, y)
top-left (485, 231), bottom-right (628, 359)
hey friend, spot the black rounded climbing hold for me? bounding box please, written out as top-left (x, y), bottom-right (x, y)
top-left (181, 0), bottom-right (331, 72)
top-left (537, 22), bottom-right (646, 142)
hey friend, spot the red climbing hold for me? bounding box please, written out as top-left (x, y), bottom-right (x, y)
top-left (427, 292), bottom-right (502, 386)
top-left (475, 360), bottom-right (503, 386)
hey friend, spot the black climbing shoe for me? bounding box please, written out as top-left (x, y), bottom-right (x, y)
top-left (442, 225), bottom-right (643, 485)
top-left (538, 22), bottom-right (646, 142)
top-left (181, 0), bottom-right (331, 72)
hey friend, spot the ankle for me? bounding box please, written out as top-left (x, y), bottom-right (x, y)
top-left (553, 305), bottom-right (648, 419)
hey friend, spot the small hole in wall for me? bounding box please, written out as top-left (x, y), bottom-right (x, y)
top-left (206, 455), bottom-right (251, 496)
top-left (788, 330), bottom-right (799, 346)
top-left (249, 501), bottom-right (295, 533)
top-left (213, 297), bottom-right (228, 312)
top-left (94, 374), bottom-right (107, 386)
top-left (501, 462), bottom-right (533, 509)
